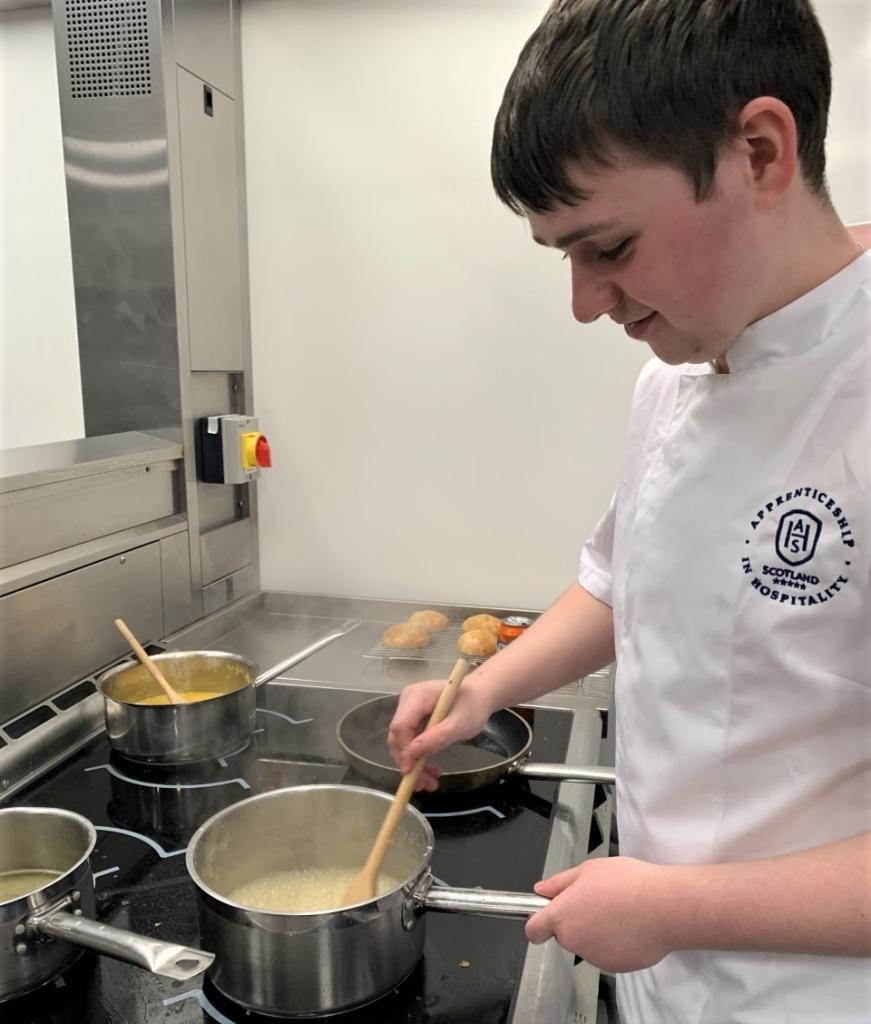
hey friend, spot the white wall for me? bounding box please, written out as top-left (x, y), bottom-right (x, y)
top-left (0, 8), bottom-right (82, 449)
top-left (242, 0), bottom-right (650, 609)
top-left (821, 0), bottom-right (871, 218)
top-left (1, 0), bottom-right (868, 610)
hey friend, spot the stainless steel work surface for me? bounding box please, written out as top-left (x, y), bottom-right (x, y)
top-left (167, 591), bottom-right (585, 709)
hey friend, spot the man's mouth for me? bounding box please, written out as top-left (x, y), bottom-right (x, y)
top-left (622, 312), bottom-right (657, 340)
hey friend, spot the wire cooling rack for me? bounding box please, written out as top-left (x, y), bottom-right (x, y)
top-left (363, 624), bottom-right (494, 665)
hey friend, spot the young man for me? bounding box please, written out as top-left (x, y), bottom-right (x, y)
top-left (388, 1), bottom-right (871, 1021)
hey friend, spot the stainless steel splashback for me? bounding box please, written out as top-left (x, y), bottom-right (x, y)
top-left (49, 0), bottom-right (260, 623)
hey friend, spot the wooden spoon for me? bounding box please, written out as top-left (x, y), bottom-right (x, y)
top-left (114, 618), bottom-right (186, 705)
top-left (342, 657), bottom-right (471, 905)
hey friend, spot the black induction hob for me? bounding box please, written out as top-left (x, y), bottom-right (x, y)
top-left (2, 683), bottom-right (574, 1024)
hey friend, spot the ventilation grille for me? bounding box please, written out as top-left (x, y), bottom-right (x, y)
top-left (65, 0), bottom-right (152, 99)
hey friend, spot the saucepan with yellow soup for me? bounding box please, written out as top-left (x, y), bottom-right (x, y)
top-left (98, 650), bottom-right (259, 764)
top-left (98, 622), bottom-right (361, 765)
top-left (186, 784), bottom-right (548, 1017)
top-left (0, 806), bottom-right (212, 1002)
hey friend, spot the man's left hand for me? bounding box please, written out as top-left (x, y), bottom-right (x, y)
top-left (525, 856), bottom-right (676, 973)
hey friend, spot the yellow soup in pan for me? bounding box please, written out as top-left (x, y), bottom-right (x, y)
top-left (134, 691), bottom-right (225, 705)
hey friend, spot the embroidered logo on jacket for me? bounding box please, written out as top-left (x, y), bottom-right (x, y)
top-left (741, 488), bottom-right (854, 607)
top-left (774, 510), bottom-right (822, 566)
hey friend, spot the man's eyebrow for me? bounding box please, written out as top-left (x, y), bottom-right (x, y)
top-left (532, 219), bottom-right (622, 249)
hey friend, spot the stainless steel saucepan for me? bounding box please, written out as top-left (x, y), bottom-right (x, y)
top-left (97, 620), bottom-right (360, 764)
top-left (186, 784), bottom-right (549, 1018)
top-left (0, 807), bottom-right (212, 1003)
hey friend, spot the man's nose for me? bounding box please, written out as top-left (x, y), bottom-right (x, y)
top-left (571, 264), bottom-right (620, 324)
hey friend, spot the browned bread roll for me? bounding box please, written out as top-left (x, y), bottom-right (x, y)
top-left (461, 613), bottom-right (501, 636)
top-left (407, 610), bottom-right (450, 632)
top-left (382, 623), bottom-right (431, 649)
top-left (457, 629), bottom-right (498, 657)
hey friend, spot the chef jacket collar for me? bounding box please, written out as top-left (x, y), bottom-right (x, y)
top-left (724, 248), bottom-right (870, 374)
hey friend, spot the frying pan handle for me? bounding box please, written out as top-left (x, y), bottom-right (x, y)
top-left (26, 908), bottom-right (214, 981)
top-left (253, 619), bottom-right (362, 685)
top-left (416, 877), bottom-right (548, 919)
top-left (512, 762), bottom-right (616, 785)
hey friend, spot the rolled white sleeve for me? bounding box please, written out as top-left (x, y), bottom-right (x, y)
top-left (578, 490), bottom-right (616, 607)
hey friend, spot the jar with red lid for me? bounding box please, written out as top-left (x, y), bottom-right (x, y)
top-left (497, 615), bottom-right (533, 650)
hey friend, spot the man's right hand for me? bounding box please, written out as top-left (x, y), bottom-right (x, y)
top-left (387, 584), bottom-right (615, 792)
top-left (386, 677), bottom-right (495, 792)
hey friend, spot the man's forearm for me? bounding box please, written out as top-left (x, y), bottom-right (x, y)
top-left (467, 582), bottom-right (615, 712)
top-left (662, 832), bottom-right (871, 957)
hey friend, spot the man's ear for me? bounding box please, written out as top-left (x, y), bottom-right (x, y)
top-left (735, 96), bottom-right (799, 209)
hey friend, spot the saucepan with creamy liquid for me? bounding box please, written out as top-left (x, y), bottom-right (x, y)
top-left (186, 784), bottom-right (548, 1017)
top-left (0, 806), bottom-right (212, 1002)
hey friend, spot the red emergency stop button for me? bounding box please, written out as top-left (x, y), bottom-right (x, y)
top-left (255, 434), bottom-right (272, 468)
top-left (241, 431), bottom-right (272, 472)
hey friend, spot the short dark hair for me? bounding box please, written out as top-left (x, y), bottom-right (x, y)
top-left (491, 0), bottom-right (832, 213)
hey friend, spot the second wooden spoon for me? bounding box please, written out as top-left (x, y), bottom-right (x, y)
top-left (341, 656), bottom-right (471, 905)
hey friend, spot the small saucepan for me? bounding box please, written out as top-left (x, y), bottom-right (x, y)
top-left (98, 651), bottom-right (259, 764)
top-left (98, 621), bottom-right (361, 765)
top-left (187, 785), bottom-right (548, 1018)
top-left (337, 694), bottom-right (616, 793)
top-left (0, 807), bottom-right (212, 1003)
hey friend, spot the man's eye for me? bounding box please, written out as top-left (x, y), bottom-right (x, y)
top-left (561, 238), bottom-right (634, 263)
top-left (597, 238), bottom-right (632, 262)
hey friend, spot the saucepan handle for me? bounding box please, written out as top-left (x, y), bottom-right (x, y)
top-left (414, 874), bottom-right (548, 919)
top-left (511, 762), bottom-right (616, 785)
top-left (253, 619), bottom-right (362, 685)
top-left (27, 908), bottom-right (214, 981)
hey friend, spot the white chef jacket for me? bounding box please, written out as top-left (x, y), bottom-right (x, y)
top-left (579, 249), bottom-right (871, 1024)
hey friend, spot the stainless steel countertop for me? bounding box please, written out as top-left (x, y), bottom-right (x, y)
top-left (167, 589), bottom-right (603, 711)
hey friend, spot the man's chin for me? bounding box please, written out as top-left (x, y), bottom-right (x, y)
top-left (645, 341), bottom-right (691, 366)
top-left (645, 331), bottom-right (714, 366)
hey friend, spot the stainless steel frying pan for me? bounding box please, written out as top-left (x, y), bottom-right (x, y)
top-left (337, 694), bottom-right (615, 794)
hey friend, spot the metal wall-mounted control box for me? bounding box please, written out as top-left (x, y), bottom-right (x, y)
top-left (196, 414), bottom-right (271, 485)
